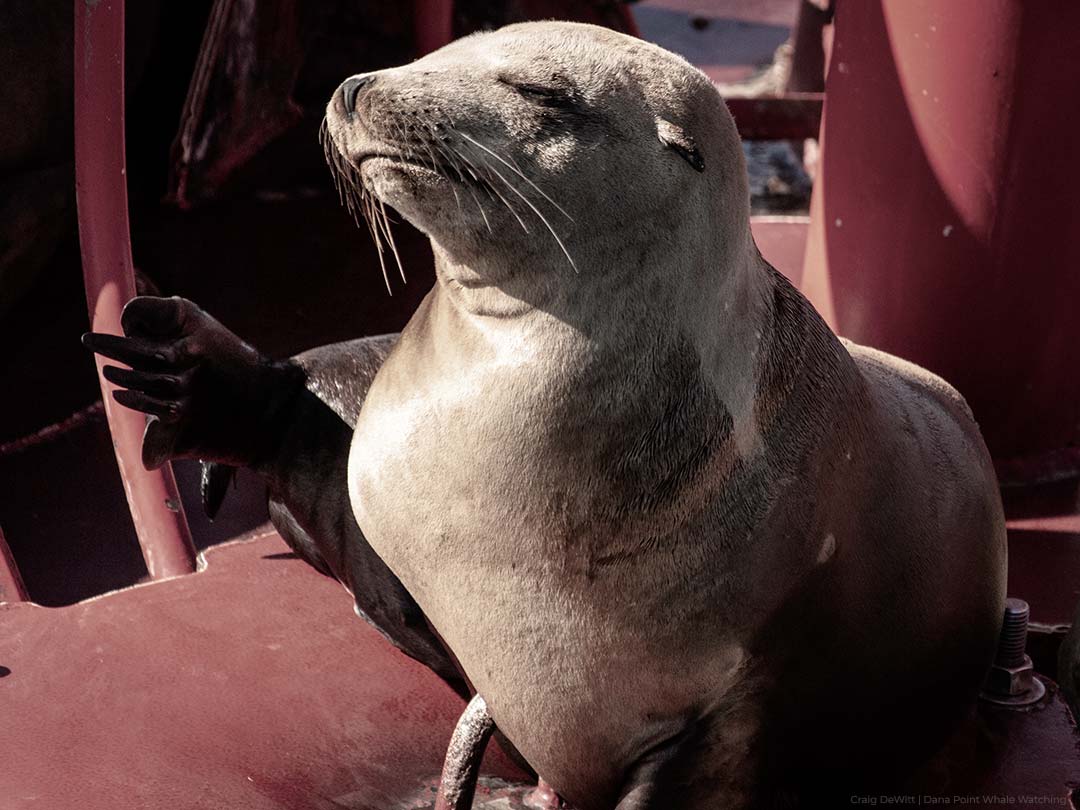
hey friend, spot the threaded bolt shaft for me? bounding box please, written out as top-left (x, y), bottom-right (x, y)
top-left (994, 598), bottom-right (1030, 669)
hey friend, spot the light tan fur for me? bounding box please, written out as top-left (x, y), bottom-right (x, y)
top-left (325, 22), bottom-right (1006, 809)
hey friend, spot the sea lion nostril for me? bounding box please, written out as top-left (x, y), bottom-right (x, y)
top-left (341, 74), bottom-right (376, 115)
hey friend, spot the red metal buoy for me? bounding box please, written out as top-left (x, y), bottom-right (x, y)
top-left (802, 0), bottom-right (1080, 480)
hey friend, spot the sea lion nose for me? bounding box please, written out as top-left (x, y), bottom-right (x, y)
top-left (341, 74), bottom-right (376, 116)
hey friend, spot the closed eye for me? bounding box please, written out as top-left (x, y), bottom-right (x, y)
top-left (498, 76), bottom-right (578, 110)
top-left (514, 82), bottom-right (560, 100)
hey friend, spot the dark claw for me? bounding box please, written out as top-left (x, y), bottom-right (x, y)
top-left (112, 388), bottom-right (184, 420)
top-left (82, 331), bottom-right (188, 371)
top-left (102, 365), bottom-right (187, 399)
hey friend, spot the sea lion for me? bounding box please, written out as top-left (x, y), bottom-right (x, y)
top-left (320, 21), bottom-right (1007, 808)
top-left (85, 20), bottom-right (1007, 808)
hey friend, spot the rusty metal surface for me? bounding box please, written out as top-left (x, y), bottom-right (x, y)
top-left (74, 0), bottom-right (197, 579)
top-left (981, 599), bottom-right (1047, 708)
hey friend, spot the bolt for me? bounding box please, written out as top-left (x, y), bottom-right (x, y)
top-left (980, 597), bottom-right (1046, 707)
top-left (995, 598), bottom-right (1030, 668)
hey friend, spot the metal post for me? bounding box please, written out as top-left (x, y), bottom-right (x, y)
top-left (74, 0), bottom-right (197, 579)
top-left (0, 525), bottom-right (28, 603)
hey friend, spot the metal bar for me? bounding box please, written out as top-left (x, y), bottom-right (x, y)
top-left (786, 0), bottom-right (831, 93)
top-left (724, 93), bottom-right (824, 141)
top-left (0, 525), bottom-right (29, 603)
top-left (74, 0), bottom-right (197, 579)
top-left (413, 0), bottom-right (454, 56)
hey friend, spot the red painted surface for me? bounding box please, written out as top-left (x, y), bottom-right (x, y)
top-left (414, 0), bottom-right (455, 56)
top-left (802, 1), bottom-right (1080, 468)
top-left (0, 530), bottom-right (527, 809)
top-left (516, 1), bottom-right (641, 39)
top-left (616, 3), bottom-right (641, 39)
top-left (751, 215), bottom-right (809, 287)
top-left (1004, 480), bottom-right (1080, 632)
top-left (30, 4), bottom-right (1077, 805)
top-left (726, 93), bottom-right (823, 141)
top-left (74, 0), bottom-right (197, 579)
top-left (3, 531), bottom-right (1076, 807)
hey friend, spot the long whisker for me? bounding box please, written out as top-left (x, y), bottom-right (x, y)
top-left (366, 195), bottom-right (392, 295)
top-left (421, 121), bottom-right (464, 212)
top-left (377, 196), bottom-right (407, 284)
top-left (322, 116), bottom-right (400, 295)
top-left (454, 130), bottom-right (574, 222)
top-left (450, 146), bottom-right (529, 233)
top-left (324, 114), bottom-right (573, 280)
top-left (473, 151), bottom-right (578, 273)
top-left (466, 184), bottom-right (492, 233)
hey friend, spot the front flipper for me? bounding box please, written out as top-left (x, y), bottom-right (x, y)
top-left (84, 302), bottom-right (472, 701)
top-left (82, 295), bottom-right (306, 471)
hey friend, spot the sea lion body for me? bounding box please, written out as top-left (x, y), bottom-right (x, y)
top-left (350, 272), bottom-right (1004, 807)
top-left (330, 22), bottom-right (1007, 808)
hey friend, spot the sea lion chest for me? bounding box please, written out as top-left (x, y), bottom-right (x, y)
top-left (346, 301), bottom-right (749, 788)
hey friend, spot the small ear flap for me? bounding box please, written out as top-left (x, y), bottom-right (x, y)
top-left (656, 118), bottom-right (705, 172)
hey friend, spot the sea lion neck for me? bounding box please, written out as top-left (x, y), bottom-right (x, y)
top-left (428, 222), bottom-right (763, 348)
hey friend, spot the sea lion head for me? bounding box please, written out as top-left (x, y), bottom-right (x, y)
top-left (323, 22), bottom-right (751, 307)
